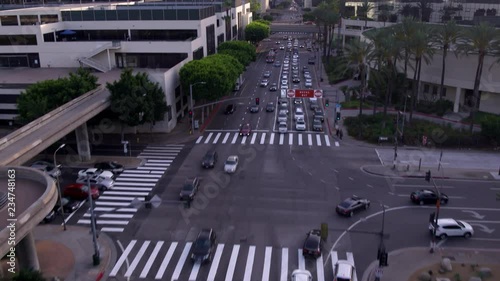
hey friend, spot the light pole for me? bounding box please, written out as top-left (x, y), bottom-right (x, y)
top-left (402, 94), bottom-right (410, 136)
top-left (86, 176), bottom-right (100, 265)
top-left (189, 81), bottom-right (207, 132)
top-left (53, 143), bottom-right (67, 231)
top-left (376, 203), bottom-right (388, 280)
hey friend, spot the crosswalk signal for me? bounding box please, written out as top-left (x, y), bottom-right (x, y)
top-left (379, 252), bottom-right (388, 267)
top-left (256, 98), bottom-right (260, 105)
top-left (325, 99), bottom-right (329, 107)
top-left (336, 112), bottom-right (341, 121)
top-left (425, 170), bottom-right (431, 182)
top-left (188, 111), bottom-right (193, 118)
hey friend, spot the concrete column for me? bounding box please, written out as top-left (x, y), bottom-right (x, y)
top-left (454, 87), bottom-right (461, 113)
top-left (17, 232), bottom-right (40, 271)
top-left (107, 49), bottom-right (111, 70)
top-left (75, 123), bottom-right (91, 162)
top-left (342, 35), bottom-right (346, 49)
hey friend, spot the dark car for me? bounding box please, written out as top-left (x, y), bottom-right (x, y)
top-left (201, 150), bottom-right (218, 168)
top-left (293, 78), bottom-right (301, 83)
top-left (249, 105), bottom-right (260, 113)
top-left (94, 161), bottom-right (124, 175)
top-left (269, 83), bottom-right (278, 91)
top-left (191, 229), bottom-right (217, 263)
top-left (63, 183), bottom-right (100, 201)
top-left (308, 57), bottom-right (316, 65)
top-left (312, 120), bottom-right (323, 131)
top-left (239, 124), bottom-right (252, 136)
top-left (303, 229), bottom-right (322, 258)
top-left (314, 109), bottom-right (325, 122)
top-left (336, 195), bottom-right (370, 217)
top-left (225, 104), bottom-right (236, 114)
top-left (411, 189), bottom-right (448, 205)
top-left (43, 197), bottom-right (80, 223)
top-left (179, 177), bottom-right (200, 200)
top-left (266, 102), bottom-right (275, 112)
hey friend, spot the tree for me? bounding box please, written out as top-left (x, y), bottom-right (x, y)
top-left (179, 54), bottom-right (244, 101)
top-left (357, 0), bottom-right (374, 27)
top-left (312, 1), bottom-right (339, 59)
top-left (394, 17), bottom-right (418, 77)
top-left (107, 69), bottom-right (167, 128)
top-left (218, 41), bottom-right (257, 66)
top-left (12, 269), bottom-right (46, 281)
top-left (431, 20), bottom-right (461, 100)
top-left (250, 0), bottom-right (261, 14)
top-left (245, 22), bottom-right (270, 44)
top-left (16, 68), bottom-right (98, 123)
top-left (262, 14), bottom-right (274, 21)
top-left (457, 22), bottom-right (500, 133)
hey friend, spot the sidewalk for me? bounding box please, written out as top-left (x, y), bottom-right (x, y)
top-left (362, 247), bottom-right (500, 281)
top-left (33, 224), bottom-right (117, 281)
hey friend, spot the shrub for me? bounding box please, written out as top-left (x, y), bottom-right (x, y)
top-left (480, 115), bottom-right (500, 145)
top-left (12, 269), bottom-right (46, 281)
top-left (397, 100), bottom-right (453, 116)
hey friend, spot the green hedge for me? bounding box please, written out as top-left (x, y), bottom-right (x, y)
top-left (395, 100), bottom-right (453, 117)
top-left (480, 115), bottom-right (500, 145)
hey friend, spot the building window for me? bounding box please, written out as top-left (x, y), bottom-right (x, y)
top-left (20, 15), bottom-right (38, 26)
top-left (130, 30), bottom-right (197, 41)
top-left (206, 24), bottom-right (216, 55)
top-left (217, 34), bottom-right (224, 46)
top-left (217, 19), bottom-right (220, 27)
top-left (193, 47), bottom-right (204, 60)
top-left (0, 53), bottom-right (40, 68)
top-left (0, 35), bottom-right (37, 46)
top-left (43, 32), bottom-right (55, 42)
top-left (115, 53), bottom-right (188, 68)
top-left (40, 14), bottom-right (58, 24)
top-left (442, 88), bottom-right (447, 97)
top-left (175, 85), bottom-right (181, 100)
top-left (0, 16), bottom-right (18, 26)
top-left (432, 86), bottom-right (438, 96)
top-left (167, 105), bottom-right (172, 121)
top-left (423, 84), bottom-right (430, 93)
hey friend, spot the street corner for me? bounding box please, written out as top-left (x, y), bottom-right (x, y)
top-left (360, 165), bottom-right (403, 178)
top-left (36, 239), bottom-right (75, 280)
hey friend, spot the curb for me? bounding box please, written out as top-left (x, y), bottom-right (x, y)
top-left (360, 165), bottom-right (493, 181)
top-left (98, 231), bottom-right (117, 281)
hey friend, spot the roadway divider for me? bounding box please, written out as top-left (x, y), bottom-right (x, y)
top-left (0, 85), bottom-right (104, 149)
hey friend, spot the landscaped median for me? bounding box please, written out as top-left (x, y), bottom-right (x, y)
top-left (408, 258), bottom-right (499, 281)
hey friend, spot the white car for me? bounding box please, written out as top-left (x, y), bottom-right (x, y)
top-left (334, 260), bottom-right (356, 281)
top-left (76, 175), bottom-right (114, 191)
top-left (296, 120), bottom-right (306, 131)
top-left (429, 218), bottom-right (474, 239)
top-left (295, 111), bottom-right (304, 121)
top-left (291, 269), bottom-right (312, 281)
top-left (281, 84), bottom-right (289, 89)
top-left (305, 81), bottom-right (313, 88)
top-left (278, 112), bottom-right (288, 123)
top-left (278, 122), bottom-right (288, 133)
top-left (281, 80), bottom-right (288, 85)
top-left (260, 79), bottom-right (269, 87)
top-left (78, 168), bottom-right (114, 179)
top-left (224, 155), bottom-right (239, 173)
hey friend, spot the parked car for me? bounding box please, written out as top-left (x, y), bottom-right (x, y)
top-left (303, 229), bottom-right (322, 258)
top-left (63, 183), bottom-right (99, 200)
top-left (179, 177), bottom-right (200, 200)
top-left (429, 218), bottom-right (474, 240)
top-left (224, 155), bottom-right (239, 173)
top-left (225, 104), bottom-right (236, 114)
top-left (411, 189), bottom-right (449, 205)
top-left (201, 150), bottom-right (218, 168)
top-left (76, 175), bottom-right (114, 191)
top-left (336, 195), bottom-right (370, 217)
top-left (239, 124), bottom-right (252, 136)
top-left (31, 161), bottom-right (61, 178)
top-left (94, 161), bottom-right (124, 175)
top-left (78, 168), bottom-right (114, 180)
top-left (191, 229), bottom-right (217, 263)
top-left (43, 197), bottom-right (80, 223)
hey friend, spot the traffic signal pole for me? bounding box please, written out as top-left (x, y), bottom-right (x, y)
top-left (426, 170), bottom-right (441, 253)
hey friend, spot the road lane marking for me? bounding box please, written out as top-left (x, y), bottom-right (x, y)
top-left (298, 249), bottom-right (305, 270)
top-left (171, 242), bottom-right (192, 281)
top-left (78, 219), bottom-right (128, 225)
top-left (212, 132), bottom-right (222, 144)
top-left (204, 133), bottom-right (213, 144)
top-left (140, 241), bottom-right (163, 278)
top-left (110, 240), bottom-right (136, 277)
top-left (465, 220), bottom-right (500, 224)
top-left (189, 261), bottom-right (201, 281)
top-left (349, 177), bottom-right (354, 181)
top-left (490, 188), bottom-right (500, 191)
top-left (316, 134), bottom-right (322, 146)
top-left (298, 134), bottom-right (303, 145)
top-left (154, 242), bottom-right (177, 279)
top-left (100, 227), bottom-right (124, 232)
top-left (124, 241), bottom-right (150, 277)
top-left (243, 246), bottom-right (256, 281)
top-left (250, 133), bottom-right (257, 144)
top-left (262, 247), bottom-right (272, 281)
top-left (324, 135), bottom-right (331, 146)
top-left (231, 133), bottom-right (239, 144)
top-left (308, 134), bottom-right (313, 146)
top-left (392, 184), bottom-right (455, 189)
top-left (330, 251), bottom-right (338, 273)
top-left (335, 141), bottom-right (340, 147)
top-left (288, 133), bottom-right (293, 145)
top-left (280, 248), bottom-right (288, 281)
top-left (347, 252), bottom-right (358, 281)
top-left (225, 245), bottom-right (240, 281)
top-left (270, 133), bottom-right (275, 145)
top-left (260, 133), bottom-right (267, 144)
top-left (207, 244), bottom-right (224, 281)
top-left (316, 255), bottom-right (325, 281)
top-left (83, 213), bottom-right (133, 219)
top-left (241, 136), bottom-right (247, 144)
top-left (279, 134), bottom-right (284, 145)
top-left (196, 136), bottom-right (203, 144)
top-left (222, 133), bottom-right (230, 144)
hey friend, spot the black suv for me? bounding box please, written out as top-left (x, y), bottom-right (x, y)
top-left (225, 104), bottom-right (235, 114)
top-left (303, 229), bottom-right (322, 259)
top-left (201, 150), bottom-right (218, 168)
top-left (179, 177), bottom-right (200, 200)
top-left (191, 229), bottom-right (217, 263)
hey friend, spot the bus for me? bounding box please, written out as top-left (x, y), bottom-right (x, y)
top-left (266, 50), bottom-right (276, 63)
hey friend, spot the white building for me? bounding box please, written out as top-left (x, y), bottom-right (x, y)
top-left (0, 0), bottom-right (252, 132)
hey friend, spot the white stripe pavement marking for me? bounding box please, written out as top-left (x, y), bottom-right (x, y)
top-left (280, 248), bottom-right (288, 281)
top-left (111, 187), bottom-right (153, 192)
top-left (207, 244), bottom-right (225, 281)
top-left (243, 246), bottom-right (256, 281)
top-left (150, 171), bottom-right (164, 174)
top-left (261, 247), bottom-right (272, 281)
top-left (324, 135), bottom-right (331, 147)
top-left (83, 213), bottom-right (133, 219)
top-left (122, 170), bottom-right (151, 174)
top-left (225, 245), bottom-right (240, 281)
top-left (242, 136), bottom-right (247, 144)
top-left (279, 134), bottom-right (284, 145)
top-left (250, 133), bottom-right (257, 144)
top-left (101, 227), bottom-right (124, 232)
top-left (119, 174), bottom-right (162, 178)
top-left (140, 241), bottom-right (164, 278)
top-left (147, 159), bottom-right (173, 163)
top-left (115, 178), bottom-right (158, 182)
top-left (94, 207), bottom-right (137, 212)
top-left (136, 167), bottom-right (166, 171)
top-left (196, 136), bottom-right (203, 144)
top-left (393, 184), bottom-right (455, 189)
top-left (155, 242), bottom-right (178, 279)
top-left (144, 163), bottom-right (170, 167)
top-left (98, 196), bottom-right (143, 201)
top-left (298, 134), bottom-right (303, 145)
top-left (102, 191), bottom-right (149, 196)
top-left (171, 242), bottom-right (192, 281)
top-left (347, 252), bottom-right (358, 281)
top-left (316, 134), bottom-right (322, 146)
top-left (298, 249), bottom-right (305, 270)
top-left (316, 255), bottom-right (325, 281)
top-left (213, 132), bottom-right (222, 144)
top-left (124, 241), bottom-right (150, 277)
top-left (335, 141), bottom-right (340, 147)
top-left (139, 155), bottom-right (177, 159)
top-left (110, 240), bottom-right (136, 277)
top-left (260, 133), bottom-right (266, 144)
top-left (113, 182), bottom-right (155, 186)
top-left (78, 219), bottom-right (129, 225)
top-left (95, 202), bottom-right (131, 207)
top-left (204, 133), bottom-right (213, 144)
top-left (308, 134), bottom-right (313, 146)
top-left (231, 133), bottom-right (239, 144)
top-left (288, 133), bottom-right (293, 145)
top-left (222, 133), bottom-right (230, 144)
top-left (270, 133), bottom-right (275, 145)
top-left (331, 251), bottom-right (338, 274)
top-left (189, 261), bottom-right (201, 281)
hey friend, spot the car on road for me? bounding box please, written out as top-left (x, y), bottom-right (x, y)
top-left (278, 122), bottom-right (288, 133)
top-left (225, 104), bottom-right (235, 114)
top-left (429, 218), bottom-right (474, 240)
top-left (63, 183), bottom-right (99, 200)
top-left (76, 175), bottom-right (114, 191)
top-left (278, 111), bottom-right (288, 123)
top-left (305, 81), bottom-right (313, 88)
top-left (30, 161), bottom-right (61, 178)
top-left (291, 269), bottom-right (312, 281)
top-left (269, 83), bottom-right (278, 91)
top-left (294, 110), bottom-right (304, 121)
top-left (43, 197), bottom-right (80, 223)
top-left (94, 161), bottom-right (124, 175)
top-left (314, 109), bottom-right (325, 122)
top-left (191, 229), bottom-right (217, 264)
top-left (78, 168), bottom-right (114, 180)
top-left (260, 79), bottom-right (269, 87)
top-left (281, 79), bottom-right (289, 85)
top-left (249, 105), bottom-right (260, 113)
top-left (224, 156), bottom-right (239, 173)
top-left (304, 73), bottom-right (312, 79)
top-left (293, 77), bottom-right (300, 83)
top-left (263, 71), bottom-right (271, 78)
top-left (274, 61), bottom-right (281, 67)
top-left (266, 102), bottom-right (275, 112)
top-left (279, 45), bottom-right (285, 50)
top-left (333, 260), bottom-right (356, 281)
top-left (308, 57), bottom-right (316, 64)
top-left (201, 150), bottom-right (218, 168)
top-left (179, 177), bottom-right (200, 200)
top-left (239, 124), bottom-right (252, 136)
top-left (294, 99), bottom-right (302, 104)
top-left (300, 45), bottom-right (305, 48)
top-left (313, 120), bottom-right (323, 131)
top-left (296, 120), bottom-right (306, 131)
top-left (302, 229), bottom-right (322, 258)
top-left (336, 195), bottom-right (370, 217)
top-left (281, 84), bottom-right (289, 90)
top-left (411, 189), bottom-right (449, 205)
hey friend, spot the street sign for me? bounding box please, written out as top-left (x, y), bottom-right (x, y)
top-left (150, 195), bottom-right (162, 208)
top-left (314, 89), bottom-right (323, 98)
top-left (287, 89), bottom-right (295, 98)
top-left (285, 89), bottom-right (323, 98)
top-left (336, 103), bottom-right (341, 109)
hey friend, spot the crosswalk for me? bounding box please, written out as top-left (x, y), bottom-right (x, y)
top-left (75, 145), bottom-right (184, 233)
top-left (196, 131), bottom-right (340, 147)
top-left (110, 240), bottom-right (358, 281)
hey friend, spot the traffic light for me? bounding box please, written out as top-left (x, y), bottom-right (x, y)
top-left (425, 170), bottom-right (431, 182)
top-left (379, 252), bottom-right (388, 267)
top-left (256, 98), bottom-right (260, 105)
top-left (325, 99), bottom-right (329, 107)
top-left (188, 111), bottom-right (193, 118)
top-left (336, 112), bottom-right (341, 121)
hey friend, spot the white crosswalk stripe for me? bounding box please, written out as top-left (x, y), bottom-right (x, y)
top-left (195, 131), bottom-right (333, 147)
top-left (74, 145), bottom-right (184, 233)
top-left (110, 240), bottom-right (358, 280)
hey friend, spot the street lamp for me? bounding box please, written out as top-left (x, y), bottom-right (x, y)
top-left (402, 94), bottom-right (411, 136)
top-left (86, 176), bottom-right (100, 265)
top-left (53, 143), bottom-right (66, 231)
top-left (189, 82), bottom-right (207, 132)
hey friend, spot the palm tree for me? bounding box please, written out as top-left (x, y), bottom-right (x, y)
top-left (457, 22), bottom-right (500, 133)
top-left (343, 39), bottom-right (374, 116)
top-left (394, 17), bottom-right (418, 77)
top-left (357, 0), bottom-right (374, 28)
top-left (432, 20), bottom-right (462, 99)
